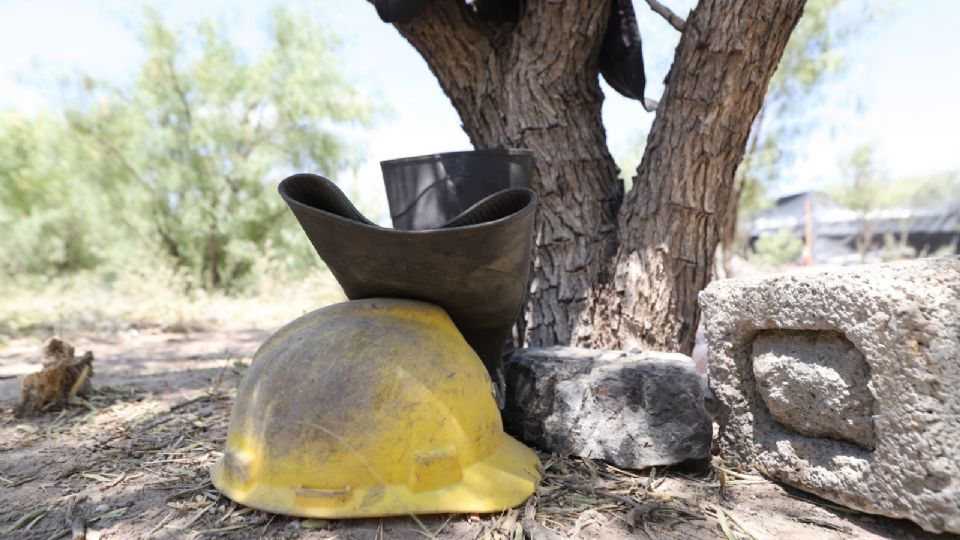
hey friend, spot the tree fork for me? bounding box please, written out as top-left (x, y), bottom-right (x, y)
top-left (588, 0), bottom-right (807, 354)
top-left (388, 0), bottom-right (806, 354)
top-left (395, 0), bottom-right (623, 347)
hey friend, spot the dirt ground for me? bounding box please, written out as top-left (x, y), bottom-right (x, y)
top-left (0, 327), bottom-right (953, 539)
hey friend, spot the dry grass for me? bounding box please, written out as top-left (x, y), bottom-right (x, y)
top-left (0, 264), bottom-right (344, 342)
top-left (3, 371), bottom-right (725, 539)
top-left (5, 350), bottom-right (702, 539)
top-left (1, 369), bottom-right (942, 538)
top-left (0, 273), bottom-right (945, 539)
top-left (0, 352), bottom-right (824, 540)
top-left (2, 365), bottom-right (905, 540)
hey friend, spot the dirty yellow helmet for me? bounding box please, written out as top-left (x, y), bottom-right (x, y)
top-left (211, 298), bottom-right (541, 518)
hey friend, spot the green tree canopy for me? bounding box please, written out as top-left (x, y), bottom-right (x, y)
top-left (0, 7), bottom-right (375, 290)
top-left (0, 111), bottom-right (111, 275)
top-left (831, 144), bottom-right (959, 261)
top-left (738, 0), bottom-right (878, 202)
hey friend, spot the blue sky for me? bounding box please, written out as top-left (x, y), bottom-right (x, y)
top-left (2, 0), bottom-right (958, 201)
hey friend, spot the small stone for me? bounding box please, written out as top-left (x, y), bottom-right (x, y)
top-left (699, 256), bottom-right (960, 534)
top-left (504, 347), bottom-right (712, 470)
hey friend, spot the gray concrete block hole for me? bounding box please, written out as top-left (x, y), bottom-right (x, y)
top-left (750, 330), bottom-right (876, 451)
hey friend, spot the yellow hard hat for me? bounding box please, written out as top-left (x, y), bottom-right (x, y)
top-left (211, 298), bottom-right (541, 518)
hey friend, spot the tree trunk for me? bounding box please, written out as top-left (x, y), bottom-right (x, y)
top-left (589, 0), bottom-right (806, 354)
top-left (395, 0), bottom-right (623, 346)
top-left (391, 0), bottom-right (805, 354)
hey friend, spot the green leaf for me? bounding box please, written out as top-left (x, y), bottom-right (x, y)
top-left (0, 6), bottom-right (378, 289)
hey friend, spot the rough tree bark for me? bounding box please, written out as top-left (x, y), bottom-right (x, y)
top-left (391, 0), bottom-right (806, 354)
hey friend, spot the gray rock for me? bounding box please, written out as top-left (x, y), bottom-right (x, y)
top-left (504, 347), bottom-right (712, 470)
top-left (699, 256), bottom-right (960, 534)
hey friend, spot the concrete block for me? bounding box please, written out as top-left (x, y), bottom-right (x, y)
top-left (699, 257), bottom-right (960, 533)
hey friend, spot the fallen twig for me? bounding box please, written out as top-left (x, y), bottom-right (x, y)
top-left (714, 465), bottom-right (765, 483)
top-left (5, 474), bottom-right (39, 488)
top-left (715, 507), bottom-right (736, 540)
top-left (703, 505), bottom-right (760, 540)
top-left (146, 511), bottom-right (174, 537)
top-left (522, 497), bottom-right (565, 540)
top-left (795, 516), bottom-right (853, 534)
top-left (4, 507), bottom-right (49, 534)
top-left (554, 478), bottom-right (703, 524)
top-left (198, 523), bottom-right (249, 535)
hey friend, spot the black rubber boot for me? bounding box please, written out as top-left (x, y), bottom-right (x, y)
top-left (599, 0), bottom-right (648, 105)
top-left (380, 149), bottom-right (533, 231)
top-left (374, 0), bottom-right (520, 24)
top-left (279, 173), bottom-right (538, 407)
top-left (373, 0), bottom-right (432, 23)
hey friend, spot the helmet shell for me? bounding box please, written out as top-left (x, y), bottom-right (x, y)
top-left (212, 298), bottom-right (540, 517)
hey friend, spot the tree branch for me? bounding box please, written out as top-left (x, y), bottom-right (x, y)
top-left (88, 127), bottom-right (151, 189)
top-left (643, 0), bottom-right (686, 32)
top-left (164, 57), bottom-right (193, 127)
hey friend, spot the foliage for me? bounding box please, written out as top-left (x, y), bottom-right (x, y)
top-left (749, 227), bottom-right (804, 268)
top-left (831, 151), bottom-right (960, 212)
top-left (742, 0), bottom-right (879, 185)
top-left (724, 0), bottom-right (889, 258)
top-left (0, 7), bottom-right (374, 291)
top-left (829, 143), bottom-right (886, 261)
top-left (0, 112), bottom-right (114, 275)
top-left (883, 170), bottom-right (960, 209)
top-left (614, 0), bottom-right (863, 195)
top-left (831, 146), bottom-right (959, 260)
top-left (829, 144), bottom-right (886, 211)
top-left (878, 232), bottom-right (916, 261)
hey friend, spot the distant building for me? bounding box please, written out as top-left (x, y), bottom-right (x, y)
top-left (751, 191), bottom-right (960, 264)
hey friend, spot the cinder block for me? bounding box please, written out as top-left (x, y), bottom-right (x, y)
top-left (699, 257), bottom-right (960, 533)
